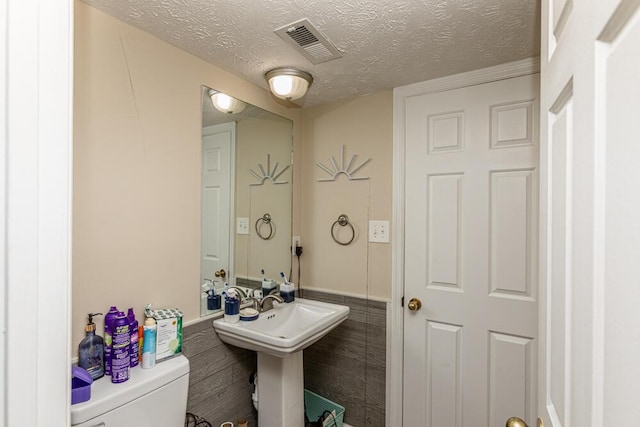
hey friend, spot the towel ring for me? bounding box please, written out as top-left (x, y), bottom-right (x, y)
top-left (331, 214), bottom-right (355, 246)
top-left (255, 213), bottom-right (274, 240)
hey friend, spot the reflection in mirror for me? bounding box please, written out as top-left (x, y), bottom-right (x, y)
top-left (200, 86), bottom-right (293, 316)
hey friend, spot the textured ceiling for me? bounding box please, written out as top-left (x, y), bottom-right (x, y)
top-left (81, 0), bottom-right (540, 107)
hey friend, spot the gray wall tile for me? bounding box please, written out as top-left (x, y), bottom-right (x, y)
top-left (302, 290), bottom-right (387, 427)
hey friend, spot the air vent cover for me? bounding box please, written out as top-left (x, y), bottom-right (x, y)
top-left (275, 19), bottom-right (343, 65)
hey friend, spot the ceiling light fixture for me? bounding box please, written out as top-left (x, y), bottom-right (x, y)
top-left (209, 90), bottom-right (246, 114)
top-left (265, 68), bottom-right (313, 101)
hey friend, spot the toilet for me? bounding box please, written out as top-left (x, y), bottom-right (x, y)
top-left (70, 355), bottom-right (190, 427)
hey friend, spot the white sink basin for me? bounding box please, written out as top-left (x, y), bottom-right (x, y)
top-left (213, 297), bottom-right (349, 357)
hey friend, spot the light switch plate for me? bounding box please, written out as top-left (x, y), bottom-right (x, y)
top-left (368, 220), bottom-right (390, 243)
top-left (237, 217), bottom-right (249, 235)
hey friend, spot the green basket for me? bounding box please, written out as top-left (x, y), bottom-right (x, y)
top-left (304, 389), bottom-right (345, 427)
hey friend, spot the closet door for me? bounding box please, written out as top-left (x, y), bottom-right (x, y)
top-left (403, 73), bottom-right (539, 427)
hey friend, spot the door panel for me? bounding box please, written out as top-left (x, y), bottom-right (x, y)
top-left (427, 173), bottom-right (463, 291)
top-left (489, 169), bottom-right (536, 300)
top-left (425, 320), bottom-right (463, 427)
top-left (403, 74), bottom-right (539, 426)
top-left (600, 4), bottom-right (640, 425)
top-left (540, 1), bottom-right (640, 426)
top-left (488, 332), bottom-right (535, 426)
top-left (547, 89), bottom-right (573, 427)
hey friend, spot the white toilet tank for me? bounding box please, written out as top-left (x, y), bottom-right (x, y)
top-left (71, 355), bottom-right (190, 427)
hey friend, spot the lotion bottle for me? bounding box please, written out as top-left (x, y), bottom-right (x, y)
top-left (78, 312), bottom-right (105, 380)
top-left (142, 315), bottom-right (157, 369)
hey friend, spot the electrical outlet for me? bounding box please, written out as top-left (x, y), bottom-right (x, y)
top-left (237, 217), bottom-right (249, 235)
top-left (292, 236), bottom-right (301, 255)
top-left (368, 220), bottom-right (390, 243)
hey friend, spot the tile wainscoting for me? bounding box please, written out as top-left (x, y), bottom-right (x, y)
top-left (301, 290), bottom-right (387, 427)
top-left (182, 289), bottom-right (386, 427)
top-left (182, 318), bottom-right (258, 426)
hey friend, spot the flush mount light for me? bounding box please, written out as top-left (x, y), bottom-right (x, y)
top-left (209, 90), bottom-right (246, 114)
top-left (265, 68), bottom-right (313, 101)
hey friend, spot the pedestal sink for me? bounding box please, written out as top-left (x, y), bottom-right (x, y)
top-left (213, 298), bottom-right (349, 427)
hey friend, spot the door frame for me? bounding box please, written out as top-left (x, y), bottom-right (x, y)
top-left (390, 57), bottom-right (540, 425)
top-left (2, 0), bottom-right (73, 425)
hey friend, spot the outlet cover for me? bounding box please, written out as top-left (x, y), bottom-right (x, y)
top-left (237, 217), bottom-right (249, 235)
top-left (368, 220), bottom-right (390, 243)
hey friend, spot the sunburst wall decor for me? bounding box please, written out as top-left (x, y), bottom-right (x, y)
top-left (316, 145), bottom-right (371, 182)
top-left (249, 154), bottom-right (290, 186)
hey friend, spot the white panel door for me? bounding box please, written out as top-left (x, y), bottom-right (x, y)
top-left (540, 1), bottom-right (640, 426)
top-left (201, 123), bottom-right (234, 287)
top-left (403, 74), bottom-right (539, 427)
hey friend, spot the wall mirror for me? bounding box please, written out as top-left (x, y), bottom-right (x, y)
top-left (200, 85), bottom-right (293, 316)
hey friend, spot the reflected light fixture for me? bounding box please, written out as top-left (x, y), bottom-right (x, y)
top-left (265, 68), bottom-right (313, 101)
top-left (209, 90), bottom-right (246, 114)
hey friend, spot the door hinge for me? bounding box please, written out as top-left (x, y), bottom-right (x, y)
top-left (401, 296), bottom-right (404, 307)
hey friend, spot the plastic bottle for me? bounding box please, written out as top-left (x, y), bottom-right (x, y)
top-left (141, 316), bottom-right (157, 369)
top-left (127, 308), bottom-right (139, 368)
top-left (78, 312), bottom-right (105, 380)
top-left (138, 325), bottom-right (144, 364)
top-left (103, 305), bottom-right (119, 376)
top-left (111, 311), bottom-right (130, 383)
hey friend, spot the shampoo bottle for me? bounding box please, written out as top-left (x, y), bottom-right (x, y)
top-left (111, 311), bottom-right (130, 384)
top-left (103, 305), bottom-right (119, 376)
top-left (142, 316), bottom-right (157, 369)
top-left (78, 312), bottom-right (105, 380)
top-left (127, 308), bottom-right (139, 368)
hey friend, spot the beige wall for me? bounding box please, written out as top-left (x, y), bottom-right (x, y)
top-left (299, 92), bottom-right (393, 300)
top-left (73, 2), bottom-right (301, 348)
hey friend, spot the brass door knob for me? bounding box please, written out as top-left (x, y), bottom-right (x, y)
top-left (214, 269), bottom-right (226, 279)
top-left (506, 417), bottom-right (528, 427)
top-left (407, 298), bottom-right (422, 311)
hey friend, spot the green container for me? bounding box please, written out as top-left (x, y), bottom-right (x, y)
top-left (304, 389), bottom-right (345, 427)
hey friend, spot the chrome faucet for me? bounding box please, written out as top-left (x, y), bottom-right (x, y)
top-left (245, 296), bottom-right (261, 311)
top-left (259, 294), bottom-right (284, 312)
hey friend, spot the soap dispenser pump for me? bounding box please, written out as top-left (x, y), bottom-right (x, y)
top-left (78, 312), bottom-right (105, 380)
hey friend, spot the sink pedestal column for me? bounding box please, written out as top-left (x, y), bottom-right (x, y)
top-left (257, 351), bottom-right (304, 427)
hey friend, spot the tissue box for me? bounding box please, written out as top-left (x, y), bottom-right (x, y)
top-left (150, 308), bottom-right (183, 362)
top-left (71, 366), bottom-right (93, 405)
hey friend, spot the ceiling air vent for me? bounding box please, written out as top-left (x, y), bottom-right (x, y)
top-left (274, 19), bottom-right (343, 65)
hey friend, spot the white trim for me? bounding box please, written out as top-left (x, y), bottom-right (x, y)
top-left (4, 0), bottom-right (73, 425)
top-left (391, 57), bottom-right (540, 426)
top-left (394, 57), bottom-right (540, 100)
top-left (385, 301), bottom-right (393, 427)
top-left (0, 1), bottom-right (7, 422)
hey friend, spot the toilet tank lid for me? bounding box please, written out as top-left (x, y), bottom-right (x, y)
top-left (70, 355), bottom-right (190, 425)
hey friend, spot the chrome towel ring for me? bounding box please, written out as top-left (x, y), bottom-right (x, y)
top-left (255, 213), bottom-right (274, 240)
top-left (331, 214), bottom-right (355, 246)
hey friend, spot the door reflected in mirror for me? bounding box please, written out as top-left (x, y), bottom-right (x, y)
top-left (200, 86), bottom-right (293, 316)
